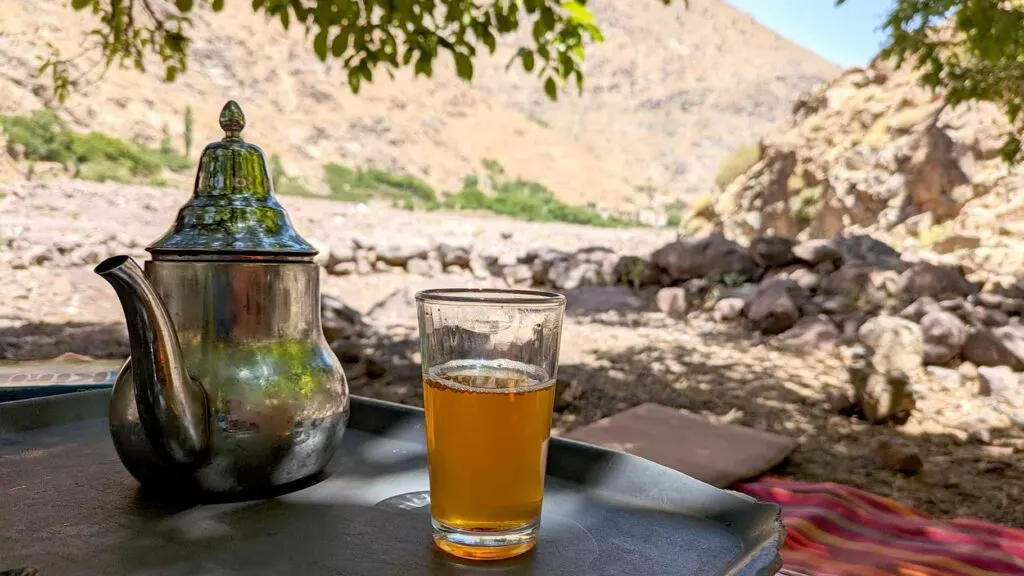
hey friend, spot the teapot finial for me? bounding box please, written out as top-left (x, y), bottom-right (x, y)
top-left (219, 100), bottom-right (245, 139)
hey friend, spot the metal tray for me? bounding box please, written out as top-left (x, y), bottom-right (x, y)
top-left (0, 389), bottom-right (784, 575)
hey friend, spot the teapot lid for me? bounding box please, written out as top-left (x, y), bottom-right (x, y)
top-left (146, 101), bottom-right (317, 261)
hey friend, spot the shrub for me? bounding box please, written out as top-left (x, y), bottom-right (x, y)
top-left (0, 110), bottom-right (74, 163)
top-left (321, 162), bottom-right (437, 203)
top-left (714, 144), bottom-right (760, 189)
top-left (0, 109), bottom-right (191, 180)
top-left (440, 162), bottom-right (634, 228)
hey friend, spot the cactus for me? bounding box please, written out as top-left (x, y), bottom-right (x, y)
top-left (183, 105), bottom-right (194, 157)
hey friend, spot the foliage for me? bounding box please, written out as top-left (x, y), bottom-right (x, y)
top-left (50, 0), bottom-right (681, 104)
top-left (837, 0), bottom-right (1024, 163)
top-left (438, 160), bottom-right (634, 227)
top-left (713, 144), bottom-right (760, 189)
top-left (0, 110), bottom-right (192, 182)
top-left (322, 162), bottom-right (437, 203)
top-left (790, 185), bottom-right (823, 229)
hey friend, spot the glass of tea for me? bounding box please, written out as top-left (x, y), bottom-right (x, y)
top-left (415, 288), bottom-right (566, 561)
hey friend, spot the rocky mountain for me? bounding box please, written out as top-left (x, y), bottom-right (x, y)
top-left (692, 54), bottom-right (1024, 282)
top-left (0, 0), bottom-right (837, 214)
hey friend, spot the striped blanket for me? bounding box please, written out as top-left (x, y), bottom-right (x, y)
top-left (735, 477), bottom-right (1024, 576)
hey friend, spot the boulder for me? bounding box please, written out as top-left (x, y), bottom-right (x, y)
top-left (774, 315), bottom-right (839, 352)
top-left (612, 256), bottom-right (661, 288)
top-left (961, 326), bottom-right (1024, 370)
top-left (832, 234), bottom-right (907, 270)
top-left (873, 437), bottom-right (924, 475)
top-left (858, 315), bottom-right (925, 377)
top-left (899, 262), bottom-right (976, 303)
top-left (713, 298), bottom-right (746, 322)
top-left (918, 311), bottom-right (967, 365)
top-left (654, 287), bottom-right (689, 319)
top-left (651, 234), bottom-right (758, 283)
top-left (977, 365), bottom-right (1021, 398)
top-left (898, 297), bottom-right (941, 322)
top-left (792, 239), bottom-right (842, 267)
top-left (749, 235), bottom-right (795, 268)
top-left (746, 278), bottom-right (803, 334)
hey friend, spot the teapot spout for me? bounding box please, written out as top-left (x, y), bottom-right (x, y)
top-left (95, 255), bottom-right (209, 466)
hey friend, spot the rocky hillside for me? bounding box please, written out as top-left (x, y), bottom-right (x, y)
top-left (0, 0), bottom-right (837, 214)
top-left (692, 55), bottom-right (1024, 280)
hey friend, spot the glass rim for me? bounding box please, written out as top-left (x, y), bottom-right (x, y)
top-left (414, 288), bottom-right (566, 307)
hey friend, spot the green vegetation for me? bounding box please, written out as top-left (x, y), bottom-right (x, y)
top-left (269, 153), bottom-right (314, 197)
top-left (272, 158), bottom-right (636, 228)
top-left (0, 109), bottom-right (192, 183)
top-left (434, 160), bottom-right (633, 227)
top-left (52, 0), bottom-right (684, 105)
top-left (790, 185), bottom-right (824, 229)
top-left (714, 144), bottom-right (760, 189)
top-left (322, 163), bottom-right (438, 203)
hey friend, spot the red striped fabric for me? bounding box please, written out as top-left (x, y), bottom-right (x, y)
top-left (734, 476), bottom-right (1024, 576)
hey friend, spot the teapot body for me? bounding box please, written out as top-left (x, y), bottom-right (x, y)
top-left (109, 259), bottom-right (349, 494)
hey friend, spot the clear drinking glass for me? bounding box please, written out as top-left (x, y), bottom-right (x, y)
top-left (415, 288), bottom-right (566, 561)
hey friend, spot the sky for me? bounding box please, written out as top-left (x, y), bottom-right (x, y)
top-left (726, 0), bottom-right (896, 68)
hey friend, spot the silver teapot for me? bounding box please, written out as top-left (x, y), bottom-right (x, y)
top-left (95, 101), bottom-right (349, 495)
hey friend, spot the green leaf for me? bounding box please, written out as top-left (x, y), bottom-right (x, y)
top-left (174, 0), bottom-right (193, 11)
top-left (453, 52), bottom-right (473, 80)
top-left (402, 46), bottom-right (416, 65)
top-left (165, 65), bottom-right (178, 82)
top-left (279, 8), bottom-right (290, 29)
top-left (521, 49), bottom-right (535, 72)
top-left (414, 53), bottom-right (433, 77)
top-left (332, 30), bottom-right (350, 57)
top-left (544, 76), bottom-right (557, 101)
top-left (562, 1), bottom-right (595, 24)
top-left (348, 70), bottom-right (361, 94)
top-left (211, 0), bottom-right (224, 11)
top-left (71, 0), bottom-right (91, 10)
top-left (313, 29), bottom-right (328, 61)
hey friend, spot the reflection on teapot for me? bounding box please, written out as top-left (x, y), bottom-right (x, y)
top-left (95, 101), bottom-right (349, 496)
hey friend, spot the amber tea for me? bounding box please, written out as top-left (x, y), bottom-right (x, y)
top-left (423, 360), bottom-right (556, 558)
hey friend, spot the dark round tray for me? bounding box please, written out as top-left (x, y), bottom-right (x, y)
top-left (0, 390), bottom-right (783, 575)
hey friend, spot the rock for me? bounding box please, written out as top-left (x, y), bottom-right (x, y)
top-left (774, 315), bottom-right (839, 352)
top-left (469, 257), bottom-right (490, 279)
top-left (823, 262), bottom-right (895, 309)
top-left (438, 241), bottom-right (472, 267)
top-left (961, 326), bottom-right (1024, 370)
top-left (792, 239), bottom-right (842, 267)
top-left (833, 234), bottom-right (907, 270)
top-left (873, 437), bottom-right (924, 475)
top-left (968, 305), bottom-right (1011, 328)
top-left (918, 311), bottom-right (967, 365)
top-left (355, 254), bottom-right (374, 274)
top-left (848, 351), bottom-right (916, 424)
top-left (651, 234), bottom-right (758, 283)
top-left (927, 366), bottom-right (962, 390)
top-left (564, 286), bottom-right (647, 313)
top-left (977, 366), bottom-right (1021, 398)
top-left (958, 361), bottom-right (978, 381)
top-left (857, 315), bottom-right (925, 377)
top-left (749, 235), bottom-right (795, 268)
top-left (718, 282), bottom-right (759, 304)
top-left (654, 287), bottom-right (689, 319)
top-left (502, 264), bottom-right (533, 286)
top-left (554, 378), bottom-right (583, 411)
top-left (405, 257), bottom-right (431, 276)
top-left (714, 297), bottom-right (746, 322)
top-left (328, 261), bottom-right (357, 275)
top-left (746, 278), bottom-right (802, 334)
top-left (899, 297), bottom-right (941, 322)
top-left (612, 256), bottom-right (661, 288)
top-left (376, 238), bottom-right (430, 266)
top-left (899, 262), bottom-right (976, 303)
top-left (547, 259), bottom-right (600, 290)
